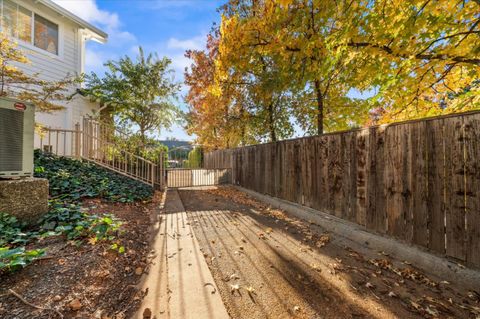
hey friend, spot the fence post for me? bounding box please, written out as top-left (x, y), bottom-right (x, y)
top-left (151, 163), bottom-right (155, 187)
top-left (74, 122), bottom-right (81, 159)
top-left (159, 152), bottom-right (164, 189)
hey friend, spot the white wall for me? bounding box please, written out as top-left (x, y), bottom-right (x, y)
top-left (7, 1), bottom-right (100, 148)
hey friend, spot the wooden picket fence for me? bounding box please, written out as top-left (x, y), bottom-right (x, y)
top-left (37, 117), bottom-right (165, 189)
top-left (204, 110), bottom-right (480, 268)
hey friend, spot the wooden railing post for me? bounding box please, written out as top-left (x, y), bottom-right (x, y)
top-left (74, 122), bottom-right (81, 159)
top-left (151, 163), bottom-right (155, 187)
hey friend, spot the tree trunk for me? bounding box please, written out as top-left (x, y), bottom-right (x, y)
top-left (240, 107), bottom-right (246, 146)
top-left (139, 127), bottom-right (147, 151)
top-left (267, 102), bottom-right (277, 142)
top-left (313, 79), bottom-right (324, 135)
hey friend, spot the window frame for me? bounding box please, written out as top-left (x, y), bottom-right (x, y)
top-left (0, 0), bottom-right (63, 59)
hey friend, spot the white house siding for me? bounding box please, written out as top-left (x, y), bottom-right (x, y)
top-left (6, 1), bottom-right (101, 151)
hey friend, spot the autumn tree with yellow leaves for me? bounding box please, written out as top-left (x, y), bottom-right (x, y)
top-left (184, 32), bottom-right (253, 149)
top-left (186, 0), bottom-right (480, 147)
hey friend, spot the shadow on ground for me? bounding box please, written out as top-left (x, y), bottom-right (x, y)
top-left (178, 187), bottom-right (476, 319)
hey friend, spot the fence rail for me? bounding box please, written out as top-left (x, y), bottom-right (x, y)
top-left (38, 117), bottom-right (165, 189)
top-left (204, 110), bottom-right (480, 269)
top-left (166, 168), bottom-right (231, 188)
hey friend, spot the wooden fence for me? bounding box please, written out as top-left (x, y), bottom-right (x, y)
top-left (38, 117), bottom-right (165, 189)
top-left (204, 110), bottom-right (480, 268)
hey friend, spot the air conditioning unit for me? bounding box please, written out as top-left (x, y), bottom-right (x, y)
top-left (0, 97), bottom-right (35, 178)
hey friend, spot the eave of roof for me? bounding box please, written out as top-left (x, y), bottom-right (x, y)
top-left (36, 0), bottom-right (108, 43)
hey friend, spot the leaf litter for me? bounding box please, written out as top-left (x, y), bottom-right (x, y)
top-left (187, 187), bottom-right (479, 319)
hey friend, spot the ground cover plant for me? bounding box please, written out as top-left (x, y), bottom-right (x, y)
top-left (0, 151), bottom-right (153, 274)
top-left (34, 150), bottom-right (153, 202)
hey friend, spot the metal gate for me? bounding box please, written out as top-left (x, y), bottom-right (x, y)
top-left (166, 168), bottom-right (231, 188)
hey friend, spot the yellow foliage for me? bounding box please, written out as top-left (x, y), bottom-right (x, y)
top-left (0, 31), bottom-right (77, 112)
top-left (186, 0), bottom-right (480, 146)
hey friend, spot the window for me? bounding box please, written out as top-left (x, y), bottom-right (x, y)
top-left (17, 5), bottom-right (31, 42)
top-left (2, 0), bottom-right (16, 38)
top-left (34, 14), bottom-right (58, 54)
top-left (1, 0), bottom-right (59, 55)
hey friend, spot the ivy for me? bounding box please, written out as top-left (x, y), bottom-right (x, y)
top-left (39, 200), bottom-right (123, 243)
top-left (34, 150), bottom-right (153, 203)
top-left (1, 151), bottom-right (152, 274)
top-left (0, 247), bottom-right (45, 273)
top-left (0, 213), bottom-right (30, 247)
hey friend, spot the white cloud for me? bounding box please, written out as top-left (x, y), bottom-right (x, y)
top-left (52, 0), bottom-right (119, 30)
top-left (167, 35), bottom-right (204, 51)
top-left (85, 48), bottom-right (107, 72)
top-left (52, 0), bottom-right (136, 46)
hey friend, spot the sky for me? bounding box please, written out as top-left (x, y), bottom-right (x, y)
top-left (52, 0), bottom-right (227, 141)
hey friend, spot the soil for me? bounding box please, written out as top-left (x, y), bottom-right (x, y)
top-left (0, 191), bottom-right (163, 319)
top-left (179, 186), bottom-right (480, 319)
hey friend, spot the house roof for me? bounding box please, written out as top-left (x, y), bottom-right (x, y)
top-left (36, 0), bottom-right (108, 43)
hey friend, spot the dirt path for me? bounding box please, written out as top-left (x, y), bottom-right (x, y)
top-left (179, 187), bottom-right (479, 319)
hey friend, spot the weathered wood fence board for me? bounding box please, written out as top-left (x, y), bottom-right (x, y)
top-left (203, 111), bottom-right (480, 269)
top-left (465, 115), bottom-right (480, 266)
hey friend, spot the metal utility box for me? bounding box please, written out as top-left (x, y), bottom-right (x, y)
top-left (0, 97), bottom-right (35, 178)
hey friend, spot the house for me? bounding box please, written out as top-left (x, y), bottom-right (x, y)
top-left (0, 0), bottom-right (108, 150)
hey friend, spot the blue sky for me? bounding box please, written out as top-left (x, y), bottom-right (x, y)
top-left (53, 0), bottom-right (227, 141)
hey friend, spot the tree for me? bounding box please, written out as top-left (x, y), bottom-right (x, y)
top-left (218, 0), bottom-right (368, 135)
top-left (0, 32), bottom-right (78, 112)
top-left (261, 0), bottom-right (480, 123)
top-left (84, 47), bottom-right (181, 145)
top-left (186, 147), bottom-right (203, 168)
top-left (337, 0), bottom-right (480, 122)
top-left (185, 31), bottom-right (253, 149)
top-left (187, 0), bottom-right (480, 147)
top-left (218, 0), bottom-right (480, 131)
top-left (216, 13), bottom-right (295, 142)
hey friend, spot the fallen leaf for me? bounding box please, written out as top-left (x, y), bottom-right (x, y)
top-left (231, 284), bottom-right (241, 295)
top-left (229, 273), bottom-right (240, 281)
top-left (310, 263), bottom-right (321, 272)
top-left (245, 286), bottom-right (256, 299)
top-left (425, 306), bottom-right (439, 316)
top-left (143, 308), bottom-right (152, 319)
top-left (68, 299), bottom-right (82, 311)
top-left (315, 234), bottom-right (330, 248)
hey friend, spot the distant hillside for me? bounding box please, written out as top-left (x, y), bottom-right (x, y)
top-left (159, 140), bottom-right (193, 151)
